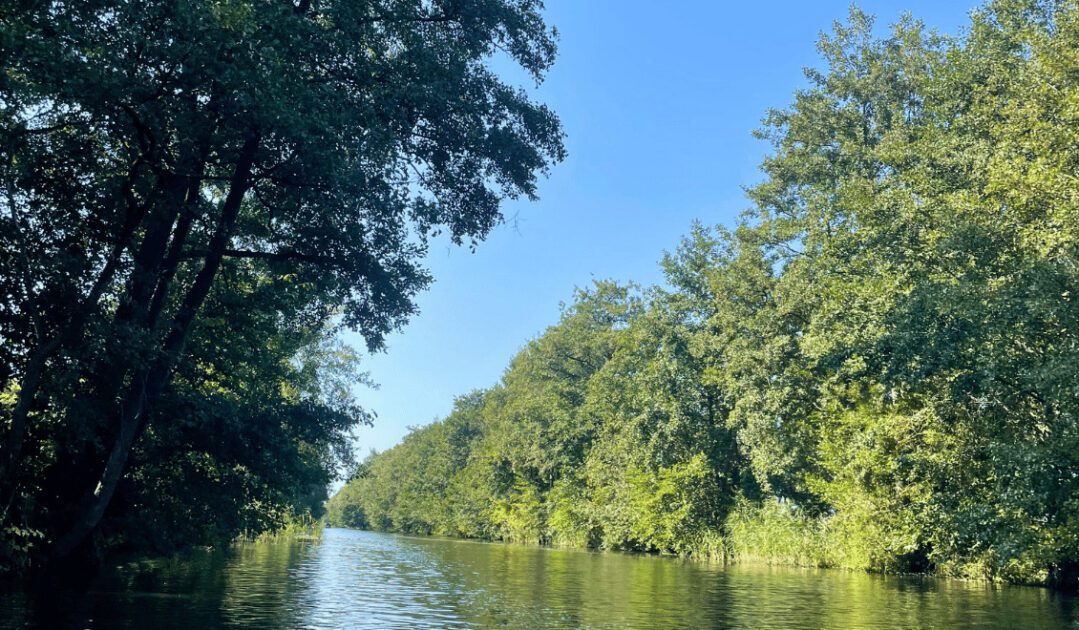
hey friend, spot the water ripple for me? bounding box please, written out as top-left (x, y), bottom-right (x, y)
top-left (2, 528), bottom-right (1077, 629)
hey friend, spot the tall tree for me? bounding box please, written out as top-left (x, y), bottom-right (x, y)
top-left (0, 0), bottom-right (563, 565)
top-left (327, 0), bottom-right (1079, 589)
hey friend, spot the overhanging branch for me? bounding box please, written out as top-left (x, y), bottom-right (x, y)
top-left (183, 248), bottom-right (344, 266)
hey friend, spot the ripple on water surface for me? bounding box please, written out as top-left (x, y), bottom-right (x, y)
top-left (1, 528), bottom-right (1077, 629)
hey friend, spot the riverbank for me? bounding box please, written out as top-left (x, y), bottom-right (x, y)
top-left (329, 499), bottom-right (1078, 592)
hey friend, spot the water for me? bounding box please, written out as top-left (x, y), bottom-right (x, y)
top-left (2, 528), bottom-right (1077, 628)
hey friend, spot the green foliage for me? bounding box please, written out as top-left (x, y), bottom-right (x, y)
top-left (0, 0), bottom-right (563, 570)
top-left (249, 512), bottom-right (324, 544)
top-left (328, 0), bottom-right (1079, 590)
top-left (726, 499), bottom-right (837, 568)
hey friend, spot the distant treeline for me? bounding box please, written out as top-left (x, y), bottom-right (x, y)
top-left (328, 2), bottom-right (1079, 589)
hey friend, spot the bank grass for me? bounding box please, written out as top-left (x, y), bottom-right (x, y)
top-left (724, 499), bottom-right (845, 569)
top-left (239, 513), bottom-right (324, 544)
top-left (687, 530), bottom-right (732, 562)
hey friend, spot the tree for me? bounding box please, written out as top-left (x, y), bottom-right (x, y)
top-left (325, 0), bottom-right (1079, 589)
top-left (737, 1), bottom-right (1079, 581)
top-left (0, 0), bottom-right (564, 567)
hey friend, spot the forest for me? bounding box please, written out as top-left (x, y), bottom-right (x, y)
top-left (327, 1), bottom-right (1079, 589)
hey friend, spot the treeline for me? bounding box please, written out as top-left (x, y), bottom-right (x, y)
top-left (0, 0), bottom-right (562, 571)
top-left (328, 2), bottom-right (1079, 589)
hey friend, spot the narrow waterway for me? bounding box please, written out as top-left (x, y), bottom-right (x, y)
top-left (3, 528), bottom-right (1076, 628)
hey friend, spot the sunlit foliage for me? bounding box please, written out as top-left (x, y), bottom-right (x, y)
top-left (328, 0), bottom-right (1079, 589)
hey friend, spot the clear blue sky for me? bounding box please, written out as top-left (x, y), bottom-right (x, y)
top-left (341, 0), bottom-right (976, 460)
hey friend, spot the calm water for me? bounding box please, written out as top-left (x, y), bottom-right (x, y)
top-left (2, 528), bottom-right (1077, 628)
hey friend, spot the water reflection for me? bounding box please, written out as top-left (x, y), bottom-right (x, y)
top-left (1, 528), bottom-right (1076, 628)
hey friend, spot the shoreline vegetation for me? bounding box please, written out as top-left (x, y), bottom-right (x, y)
top-left (242, 514), bottom-right (324, 545)
top-left (316, 524), bottom-right (1032, 584)
top-left (328, 2), bottom-right (1079, 592)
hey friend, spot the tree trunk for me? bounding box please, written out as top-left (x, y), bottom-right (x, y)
top-left (111, 173), bottom-right (189, 329)
top-left (50, 134), bottom-right (260, 561)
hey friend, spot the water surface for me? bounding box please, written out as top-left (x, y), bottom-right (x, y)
top-left (3, 528), bottom-right (1076, 628)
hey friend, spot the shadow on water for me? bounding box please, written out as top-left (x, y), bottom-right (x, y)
top-left (2, 528), bottom-right (1077, 629)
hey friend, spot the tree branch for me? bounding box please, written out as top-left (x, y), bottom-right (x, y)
top-left (183, 247), bottom-right (344, 267)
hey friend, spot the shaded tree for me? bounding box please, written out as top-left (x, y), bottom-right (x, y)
top-left (0, 0), bottom-right (564, 568)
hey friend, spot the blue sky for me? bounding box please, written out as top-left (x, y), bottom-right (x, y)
top-left (341, 0), bottom-right (976, 460)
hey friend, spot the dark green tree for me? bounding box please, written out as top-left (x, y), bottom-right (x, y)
top-left (0, 0), bottom-right (563, 567)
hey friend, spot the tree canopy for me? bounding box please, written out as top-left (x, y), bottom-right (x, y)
top-left (0, 0), bottom-right (563, 570)
top-left (328, 0), bottom-right (1079, 590)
